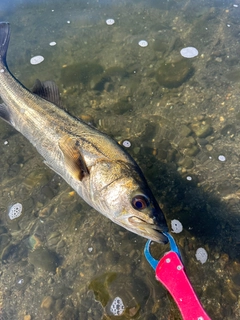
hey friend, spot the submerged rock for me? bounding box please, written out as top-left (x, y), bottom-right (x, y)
top-left (90, 272), bottom-right (148, 318)
top-left (28, 247), bottom-right (59, 272)
top-left (156, 59), bottom-right (194, 88)
top-left (61, 62), bottom-right (104, 86)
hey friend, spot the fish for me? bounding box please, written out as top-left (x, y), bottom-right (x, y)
top-left (0, 22), bottom-right (168, 243)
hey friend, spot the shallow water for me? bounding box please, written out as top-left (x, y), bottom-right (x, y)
top-left (0, 0), bottom-right (240, 319)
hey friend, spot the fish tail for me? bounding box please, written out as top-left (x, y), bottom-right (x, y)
top-left (0, 22), bottom-right (10, 66)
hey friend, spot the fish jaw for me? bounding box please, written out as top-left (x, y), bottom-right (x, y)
top-left (87, 160), bottom-right (169, 244)
top-left (117, 208), bottom-right (169, 244)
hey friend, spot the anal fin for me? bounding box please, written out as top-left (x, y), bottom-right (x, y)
top-left (0, 103), bottom-right (11, 124)
top-left (59, 135), bottom-right (89, 181)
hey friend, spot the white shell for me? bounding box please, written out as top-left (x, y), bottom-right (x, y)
top-left (110, 297), bottom-right (125, 316)
top-left (106, 19), bottom-right (115, 26)
top-left (138, 40), bottom-right (148, 47)
top-left (30, 55), bottom-right (44, 65)
top-left (171, 219), bottom-right (183, 233)
top-left (122, 140), bottom-right (131, 148)
top-left (49, 42), bottom-right (56, 46)
top-left (218, 155), bottom-right (226, 162)
top-left (8, 203), bottom-right (23, 220)
top-left (180, 47), bottom-right (198, 58)
top-left (195, 247), bottom-right (208, 264)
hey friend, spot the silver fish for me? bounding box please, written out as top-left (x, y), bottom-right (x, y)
top-left (0, 22), bottom-right (168, 243)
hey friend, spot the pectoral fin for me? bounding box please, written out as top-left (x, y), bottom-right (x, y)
top-left (32, 79), bottom-right (62, 107)
top-left (59, 135), bottom-right (89, 181)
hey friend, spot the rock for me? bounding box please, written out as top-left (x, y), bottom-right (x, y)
top-left (0, 234), bottom-right (10, 257)
top-left (47, 232), bottom-right (62, 248)
top-left (179, 125), bottom-right (192, 137)
top-left (179, 136), bottom-right (196, 148)
top-left (152, 39), bottom-right (168, 53)
top-left (61, 62), bottom-right (104, 86)
top-left (184, 145), bottom-right (200, 156)
top-left (89, 75), bottom-right (109, 91)
top-left (178, 157), bottom-right (194, 169)
top-left (104, 66), bottom-right (128, 78)
top-left (56, 306), bottom-right (75, 320)
top-left (156, 59), bottom-right (194, 88)
top-left (28, 247), bottom-right (59, 272)
top-left (41, 296), bottom-right (55, 311)
top-left (112, 98), bottom-right (133, 115)
top-left (191, 122), bottom-right (213, 138)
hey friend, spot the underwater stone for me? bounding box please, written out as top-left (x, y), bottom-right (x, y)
top-left (30, 55), bottom-right (44, 65)
top-left (191, 122), bottom-right (213, 138)
top-left (156, 59), bottom-right (194, 88)
top-left (41, 296), bottom-right (55, 311)
top-left (28, 247), bottom-right (59, 272)
top-left (113, 98), bottom-right (133, 115)
top-left (152, 39), bottom-right (168, 53)
top-left (138, 40), bottom-right (148, 47)
top-left (61, 62), bottom-right (104, 86)
top-left (106, 19), bottom-right (115, 25)
top-left (0, 234), bottom-right (10, 257)
top-left (179, 136), bottom-right (196, 148)
top-left (179, 125), bottom-right (192, 137)
top-left (184, 145), bottom-right (200, 156)
top-left (180, 47), bottom-right (198, 58)
top-left (56, 305), bottom-right (75, 320)
top-left (122, 140), bottom-right (131, 148)
top-left (89, 75), bottom-right (109, 91)
top-left (47, 232), bottom-right (62, 248)
top-left (178, 157), bottom-right (194, 169)
top-left (195, 248), bottom-right (208, 264)
top-left (104, 66), bottom-right (128, 78)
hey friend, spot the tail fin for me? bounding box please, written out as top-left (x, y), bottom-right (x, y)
top-left (0, 22), bottom-right (10, 65)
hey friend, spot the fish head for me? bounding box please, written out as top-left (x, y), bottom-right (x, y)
top-left (90, 160), bottom-right (169, 244)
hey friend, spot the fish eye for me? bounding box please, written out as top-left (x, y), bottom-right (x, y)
top-left (132, 195), bottom-right (149, 210)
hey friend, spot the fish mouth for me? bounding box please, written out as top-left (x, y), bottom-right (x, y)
top-left (128, 216), bottom-right (168, 244)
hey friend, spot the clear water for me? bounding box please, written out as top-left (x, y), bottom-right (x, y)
top-left (0, 0), bottom-right (240, 319)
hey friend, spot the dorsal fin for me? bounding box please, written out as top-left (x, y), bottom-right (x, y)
top-left (32, 79), bottom-right (62, 107)
top-left (59, 135), bottom-right (89, 181)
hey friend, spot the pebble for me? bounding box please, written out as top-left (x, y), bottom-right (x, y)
top-left (206, 144), bottom-right (213, 151)
top-left (180, 47), bottom-right (198, 58)
top-left (156, 59), bottom-right (194, 88)
top-left (30, 55), bottom-right (44, 65)
top-left (28, 247), bottom-right (58, 272)
top-left (106, 18), bottom-right (115, 25)
top-left (41, 296), bottom-right (54, 311)
top-left (49, 41), bottom-right (56, 46)
top-left (218, 155), bottom-right (226, 162)
top-left (192, 122), bottom-right (213, 138)
top-left (122, 140), bottom-right (131, 148)
top-left (195, 247), bottom-right (208, 264)
top-left (138, 40), bottom-right (148, 47)
top-left (171, 219), bottom-right (183, 233)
